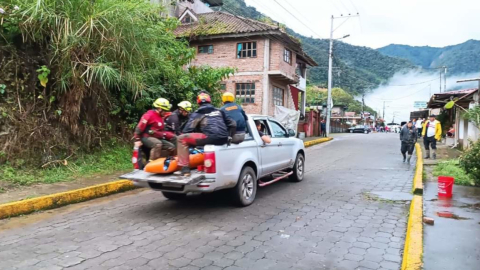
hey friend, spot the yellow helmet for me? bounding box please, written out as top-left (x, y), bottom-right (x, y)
top-left (222, 92), bottom-right (235, 103)
top-left (178, 101), bottom-right (192, 112)
top-left (153, 98), bottom-right (171, 111)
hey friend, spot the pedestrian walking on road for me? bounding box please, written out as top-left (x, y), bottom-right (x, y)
top-left (415, 118), bottom-right (424, 137)
top-left (320, 120), bottom-right (327, 137)
top-left (422, 115), bottom-right (442, 159)
top-left (400, 121), bottom-right (417, 163)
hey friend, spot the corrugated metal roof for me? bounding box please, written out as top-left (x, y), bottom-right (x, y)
top-left (434, 88), bottom-right (477, 96)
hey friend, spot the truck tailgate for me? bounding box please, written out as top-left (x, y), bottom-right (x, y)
top-left (120, 170), bottom-right (206, 185)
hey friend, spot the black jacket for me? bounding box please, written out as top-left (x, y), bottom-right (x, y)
top-left (182, 104), bottom-right (236, 140)
top-left (220, 102), bottom-right (247, 133)
top-left (165, 110), bottom-right (188, 135)
top-left (400, 126), bottom-right (417, 144)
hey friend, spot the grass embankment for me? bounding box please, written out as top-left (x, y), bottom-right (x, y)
top-left (0, 144), bottom-right (132, 190)
top-left (433, 159), bottom-right (475, 186)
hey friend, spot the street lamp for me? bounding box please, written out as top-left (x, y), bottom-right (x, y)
top-left (326, 14), bottom-right (359, 137)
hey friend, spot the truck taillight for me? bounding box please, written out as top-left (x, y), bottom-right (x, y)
top-left (132, 147), bottom-right (140, 170)
top-left (204, 152), bottom-right (216, 173)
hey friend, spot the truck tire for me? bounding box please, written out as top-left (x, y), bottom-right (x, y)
top-left (289, 153), bottom-right (305, 182)
top-left (161, 191), bottom-right (187, 200)
top-left (232, 166), bottom-right (257, 207)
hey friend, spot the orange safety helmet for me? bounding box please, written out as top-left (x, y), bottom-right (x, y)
top-left (197, 92), bottom-right (211, 105)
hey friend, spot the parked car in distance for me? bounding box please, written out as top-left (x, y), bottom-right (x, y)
top-left (348, 125), bottom-right (371, 134)
top-left (121, 115), bottom-right (306, 207)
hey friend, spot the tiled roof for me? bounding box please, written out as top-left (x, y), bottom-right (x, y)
top-left (174, 11), bottom-right (281, 37)
top-left (175, 11), bottom-right (318, 66)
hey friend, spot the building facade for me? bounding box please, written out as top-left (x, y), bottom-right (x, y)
top-left (175, 10), bottom-right (317, 116)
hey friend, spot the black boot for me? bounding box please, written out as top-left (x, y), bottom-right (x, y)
top-left (179, 166), bottom-right (191, 177)
top-left (425, 150), bottom-right (430, 159)
top-left (402, 153), bottom-right (406, 163)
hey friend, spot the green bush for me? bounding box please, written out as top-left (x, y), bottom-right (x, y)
top-left (459, 140), bottom-right (480, 186)
top-left (434, 159), bottom-right (474, 186)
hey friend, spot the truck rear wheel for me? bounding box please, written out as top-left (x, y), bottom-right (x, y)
top-left (161, 191), bottom-right (187, 200)
top-left (232, 166), bottom-right (257, 207)
top-left (289, 153), bottom-right (305, 182)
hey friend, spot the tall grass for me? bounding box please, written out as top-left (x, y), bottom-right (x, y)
top-left (433, 159), bottom-right (474, 186)
top-left (0, 143), bottom-right (132, 186)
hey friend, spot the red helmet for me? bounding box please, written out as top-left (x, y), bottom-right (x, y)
top-left (197, 92), bottom-right (211, 105)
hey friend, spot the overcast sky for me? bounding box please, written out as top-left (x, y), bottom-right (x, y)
top-left (244, 0), bottom-right (480, 48)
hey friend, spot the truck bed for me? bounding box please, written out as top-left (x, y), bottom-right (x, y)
top-left (120, 170), bottom-right (206, 185)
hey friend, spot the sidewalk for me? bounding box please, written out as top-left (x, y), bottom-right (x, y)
top-left (422, 143), bottom-right (480, 270)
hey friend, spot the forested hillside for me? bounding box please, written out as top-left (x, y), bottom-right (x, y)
top-left (219, 0), bottom-right (415, 94)
top-left (378, 40), bottom-right (480, 74)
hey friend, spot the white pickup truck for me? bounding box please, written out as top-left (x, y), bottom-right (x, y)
top-left (120, 114), bottom-right (305, 206)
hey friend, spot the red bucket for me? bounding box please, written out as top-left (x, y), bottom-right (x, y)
top-left (438, 176), bottom-right (454, 198)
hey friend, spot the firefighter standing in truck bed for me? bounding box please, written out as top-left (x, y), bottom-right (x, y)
top-left (134, 98), bottom-right (176, 161)
top-left (176, 91), bottom-right (237, 176)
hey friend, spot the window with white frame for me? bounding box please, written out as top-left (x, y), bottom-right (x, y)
top-left (284, 48), bottom-right (292, 64)
top-left (273, 87), bottom-right (284, 106)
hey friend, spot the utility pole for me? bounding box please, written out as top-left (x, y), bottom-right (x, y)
top-left (444, 66), bottom-right (447, 92)
top-left (383, 101), bottom-right (386, 120)
top-left (326, 15), bottom-right (334, 137)
top-left (362, 93), bottom-right (365, 124)
top-left (326, 13), bottom-right (358, 136)
top-left (439, 70), bottom-right (442, 93)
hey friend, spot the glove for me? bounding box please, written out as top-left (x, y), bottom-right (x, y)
top-left (227, 136), bottom-right (232, 147)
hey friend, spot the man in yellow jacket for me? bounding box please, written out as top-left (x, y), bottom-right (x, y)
top-left (422, 114), bottom-right (442, 159)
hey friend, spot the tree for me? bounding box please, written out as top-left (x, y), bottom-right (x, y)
top-left (0, 0), bottom-right (236, 165)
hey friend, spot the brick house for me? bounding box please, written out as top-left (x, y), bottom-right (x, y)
top-left (174, 9), bottom-right (318, 116)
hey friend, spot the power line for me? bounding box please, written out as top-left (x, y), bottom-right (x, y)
top-left (249, 0), bottom-right (286, 24)
top-left (281, 0), bottom-right (316, 26)
top-left (338, 0), bottom-right (352, 14)
top-left (368, 84), bottom-right (431, 101)
top-left (347, 0), bottom-right (359, 13)
top-left (380, 78), bottom-right (438, 87)
top-left (272, 0), bottom-right (324, 39)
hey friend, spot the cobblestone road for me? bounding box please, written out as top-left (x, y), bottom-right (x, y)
top-left (0, 133), bottom-right (414, 270)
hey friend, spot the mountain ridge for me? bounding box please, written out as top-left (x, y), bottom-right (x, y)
top-left (378, 39), bottom-right (480, 74)
top-left (217, 0), bottom-right (415, 94)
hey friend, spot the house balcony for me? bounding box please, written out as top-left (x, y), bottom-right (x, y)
top-left (268, 71), bottom-right (299, 85)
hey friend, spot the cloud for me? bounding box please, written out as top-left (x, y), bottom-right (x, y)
top-left (363, 70), bottom-right (478, 122)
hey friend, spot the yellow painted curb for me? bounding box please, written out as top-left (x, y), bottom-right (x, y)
top-left (413, 143), bottom-right (424, 194)
top-left (401, 195), bottom-right (423, 270)
top-left (304, 137), bottom-right (333, 148)
top-left (0, 180), bottom-right (135, 220)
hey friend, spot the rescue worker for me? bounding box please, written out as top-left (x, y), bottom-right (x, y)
top-left (400, 121), bottom-right (417, 163)
top-left (176, 91), bottom-right (236, 176)
top-left (422, 114), bottom-right (442, 159)
top-left (165, 101), bottom-right (193, 135)
top-left (134, 98), bottom-right (176, 161)
top-left (220, 92), bottom-right (247, 144)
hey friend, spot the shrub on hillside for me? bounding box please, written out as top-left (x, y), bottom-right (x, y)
top-left (459, 140), bottom-right (480, 186)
